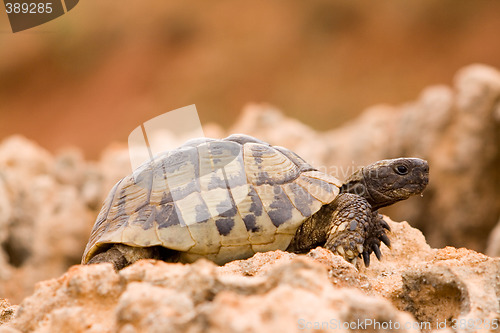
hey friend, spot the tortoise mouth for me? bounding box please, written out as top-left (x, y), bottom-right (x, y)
top-left (405, 173), bottom-right (429, 194)
top-left (408, 182), bottom-right (427, 194)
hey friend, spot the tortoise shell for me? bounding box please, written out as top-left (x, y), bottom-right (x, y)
top-left (82, 134), bottom-right (341, 265)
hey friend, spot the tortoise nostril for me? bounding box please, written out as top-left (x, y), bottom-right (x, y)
top-left (422, 162), bottom-right (429, 172)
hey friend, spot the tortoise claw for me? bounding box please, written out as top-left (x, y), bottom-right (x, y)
top-left (373, 243), bottom-right (382, 260)
top-left (380, 233), bottom-right (391, 248)
top-left (362, 251), bottom-right (371, 267)
top-left (380, 219), bottom-right (391, 231)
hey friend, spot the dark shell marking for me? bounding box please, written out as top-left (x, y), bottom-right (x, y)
top-left (82, 135), bottom-right (341, 265)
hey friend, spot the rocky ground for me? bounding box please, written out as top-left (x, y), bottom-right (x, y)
top-left (1, 219), bottom-right (499, 332)
top-left (0, 64), bottom-right (499, 331)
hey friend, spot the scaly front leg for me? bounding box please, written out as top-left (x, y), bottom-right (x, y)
top-left (324, 193), bottom-right (373, 266)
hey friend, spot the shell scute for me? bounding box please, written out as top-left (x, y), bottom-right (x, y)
top-left (244, 143), bottom-right (300, 186)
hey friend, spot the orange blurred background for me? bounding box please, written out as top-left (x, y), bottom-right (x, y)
top-left (1, 0), bottom-right (500, 159)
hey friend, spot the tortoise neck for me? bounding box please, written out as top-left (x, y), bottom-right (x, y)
top-left (340, 170), bottom-right (388, 209)
top-left (287, 203), bottom-right (336, 253)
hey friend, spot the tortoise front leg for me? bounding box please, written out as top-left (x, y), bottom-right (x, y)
top-left (324, 193), bottom-right (374, 266)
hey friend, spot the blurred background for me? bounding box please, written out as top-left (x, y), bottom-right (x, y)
top-left (0, 1), bottom-right (500, 304)
top-left (1, 0), bottom-right (500, 158)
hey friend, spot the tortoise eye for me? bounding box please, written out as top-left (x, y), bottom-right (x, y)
top-left (395, 165), bottom-right (408, 175)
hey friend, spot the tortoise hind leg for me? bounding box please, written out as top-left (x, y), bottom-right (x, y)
top-left (86, 244), bottom-right (175, 270)
top-left (87, 244), bottom-right (130, 270)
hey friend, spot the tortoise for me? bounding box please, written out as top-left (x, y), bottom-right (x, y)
top-left (82, 134), bottom-right (429, 270)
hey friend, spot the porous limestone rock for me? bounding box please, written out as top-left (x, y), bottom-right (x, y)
top-left (0, 137), bottom-right (97, 304)
top-left (486, 217), bottom-right (500, 258)
top-left (0, 299), bottom-right (16, 327)
top-left (1, 218), bottom-right (499, 333)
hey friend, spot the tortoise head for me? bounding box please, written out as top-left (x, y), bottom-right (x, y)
top-left (340, 158), bottom-right (429, 209)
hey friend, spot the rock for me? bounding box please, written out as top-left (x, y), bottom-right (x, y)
top-left (0, 299), bottom-right (16, 326)
top-left (366, 220), bottom-right (500, 330)
top-left (0, 177), bottom-right (12, 281)
top-left (2, 217), bottom-right (499, 332)
top-left (50, 148), bottom-right (87, 187)
top-left (395, 247), bottom-right (500, 327)
top-left (1, 245), bottom-right (412, 332)
top-left (79, 164), bottom-right (105, 211)
top-left (0, 327), bottom-right (21, 333)
top-left (0, 136), bottom-right (53, 177)
top-left (486, 218), bottom-right (500, 257)
top-left (0, 137), bottom-right (97, 304)
top-left (414, 64), bottom-right (500, 252)
top-left (116, 282), bottom-right (195, 333)
top-left (97, 143), bottom-right (132, 197)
